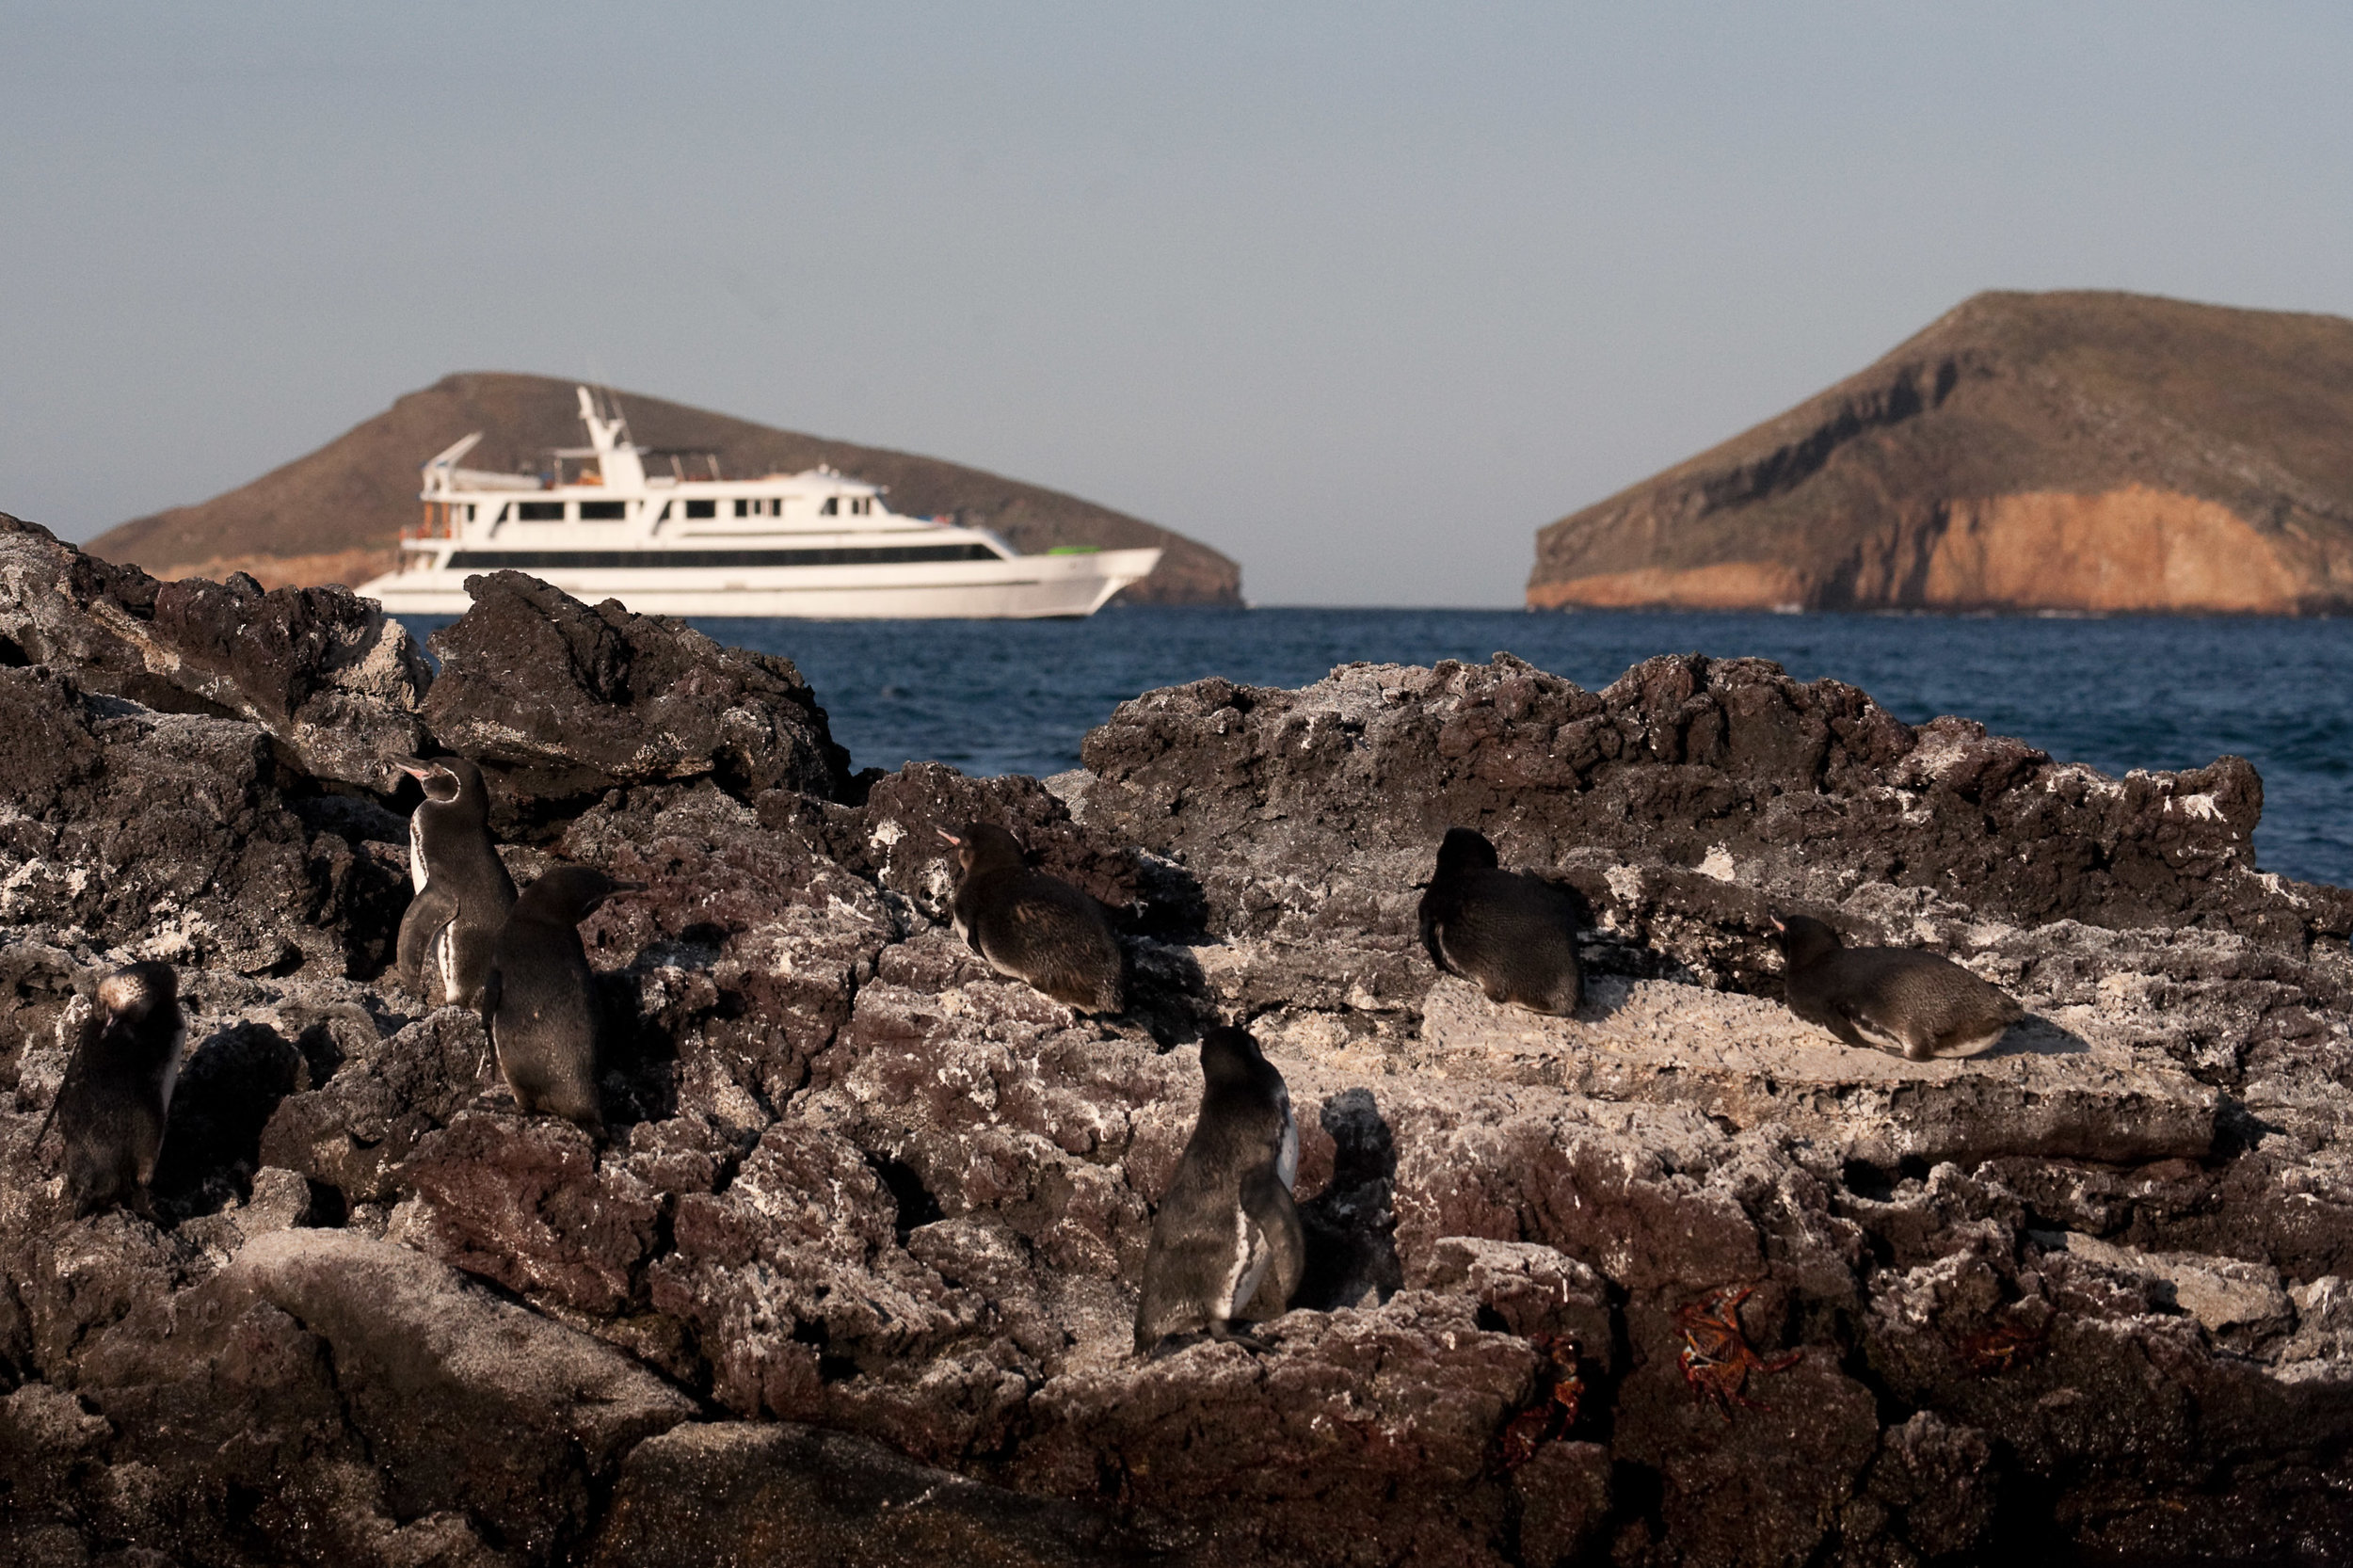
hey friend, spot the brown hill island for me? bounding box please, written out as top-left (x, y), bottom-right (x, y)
top-left (1529, 290), bottom-right (2353, 614)
top-left (88, 372), bottom-right (1241, 605)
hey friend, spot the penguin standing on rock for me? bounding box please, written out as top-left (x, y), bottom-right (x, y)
top-left (42, 962), bottom-right (184, 1218)
top-left (1770, 913), bottom-right (2025, 1061)
top-left (1134, 1025), bottom-right (1305, 1356)
top-left (941, 823), bottom-right (1126, 1016)
top-left (1417, 827), bottom-right (1584, 1016)
top-left (395, 755), bottom-right (516, 1008)
top-left (481, 865), bottom-right (631, 1135)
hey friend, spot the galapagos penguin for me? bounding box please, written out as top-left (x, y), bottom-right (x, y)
top-left (1417, 826), bottom-right (1584, 1015)
top-left (395, 754), bottom-right (516, 1009)
top-left (941, 823), bottom-right (1125, 1016)
top-left (45, 962), bottom-right (184, 1218)
top-left (481, 865), bottom-right (628, 1135)
top-left (1770, 913), bottom-right (2025, 1061)
top-left (1134, 1025), bottom-right (1305, 1355)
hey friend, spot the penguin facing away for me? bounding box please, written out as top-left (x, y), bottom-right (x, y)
top-left (481, 865), bottom-right (631, 1135)
top-left (395, 755), bottom-right (517, 1009)
top-left (1134, 1025), bottom-right (1305, 1356)
top-left (45, 962), bottom-right (184, 1219)
top-left (1771, 913), bottom-right (2025, 1061)
top-left (941, 823), bottom-right (1126, 1016)
top-left (1418, 827), bottom-right (1584, 1016)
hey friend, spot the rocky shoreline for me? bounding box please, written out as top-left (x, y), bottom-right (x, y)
top-left (3, 509), bottom-right (2350, 1566)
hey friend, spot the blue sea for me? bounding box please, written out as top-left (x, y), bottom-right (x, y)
top-left (408, 607), bottom-right (2353, 889)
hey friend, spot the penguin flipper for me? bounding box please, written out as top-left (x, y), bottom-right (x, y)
top-left (1418, 903), bottom-right (1456, 977)
top-left (398, 886), bottom-right (458, 1000)
top-left (1840, 1001), bottom-right (1922, 1061)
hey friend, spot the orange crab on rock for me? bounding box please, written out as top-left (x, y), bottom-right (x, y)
top-left (1497, 1333), bottom-right (1585, 1470)
top-left (1673, 1285), bottom-right (1801, 1418)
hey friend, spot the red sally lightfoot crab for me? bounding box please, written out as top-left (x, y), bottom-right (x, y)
top-left (1498, 1333), bottom-right (1584, 1470)
top-left (1673, 1285), bottom-right (1800, 1418)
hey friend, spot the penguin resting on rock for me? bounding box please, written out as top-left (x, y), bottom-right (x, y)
top-left (481, 865), bottom-right (630, 1135)
top-left (395, 754), bottom-right (516, 1008)
top-left (1134, 1025), bottom-right (1305, 1356)
top-left (42, 962), bottom-right (184, 1218)
top-left (1770, 913), bottom-right (2025, 1061)
top-left (941, 823), bottom-right (1125, 1016)
top-left (1417, 826), bottom-right (1583, 1015)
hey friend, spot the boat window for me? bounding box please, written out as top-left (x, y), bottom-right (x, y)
top-left (851, 497), bottom-right (872, 516)
top-left (579, 501), bottom-right (627, 520)
top-left (516, 501), bottom-right (564, 522)
top-left (656, 501), bottom-right (671, 521)
top-left (820, 497), bottom-right (839, 516)
top-left (464, 504), bottom-right (477, 522)
top-left (733, 499), bottom-right (748, 518)
top-left (446, 544), bottom-right (1001, 568)
top-left (685, 500), bottom-right (716, 520)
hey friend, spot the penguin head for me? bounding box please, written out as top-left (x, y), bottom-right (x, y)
top-left (942, 822), bottom-right (1027, 877)
top-left (1198, 1024), bottom-right (1272, 1088)
top-left (516, 864), bottom-right (636, 924)
top-left (1769, 912), bottom-right (1844, 969)
top-left (1433, 826), bottom-right (1500, 878)
top-left (95, 961), bottom-right (178, 1026)
top-left (396, 755), bottom-right (489, 814)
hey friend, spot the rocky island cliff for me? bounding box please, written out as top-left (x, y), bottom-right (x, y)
top-left (1529, 291), bottom-right (2353, 614)
top-left (3, 509), bottom-right (2352, 1564)
top-left (87, 372), bottom-right (1241, 605)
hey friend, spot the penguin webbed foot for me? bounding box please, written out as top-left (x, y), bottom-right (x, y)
top-left (1208, 1320), bottom-right (1274, 1354)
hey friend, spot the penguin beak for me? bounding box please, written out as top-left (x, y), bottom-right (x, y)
top-left (936, 828), bottom-right (962, 847)
top-left (393, 757), bottom-right (437, 781)
top-left (1769, 915), bottom-right (1787, 935)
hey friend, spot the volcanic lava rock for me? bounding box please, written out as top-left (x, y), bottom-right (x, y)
top-left (592, 1419), bottom-right (1177, 1568)
top-left (0, 513), bottom-right (429, 788)
top-left (419, 569), bottom-right (852, 821)
top-left (4, 556), bottom-right (2353, 1566)
top-left (0, 663), bottom-right (404, 974)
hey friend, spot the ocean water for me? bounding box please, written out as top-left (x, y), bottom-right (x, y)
top-left (404, 607), bottom-right (2353, 889)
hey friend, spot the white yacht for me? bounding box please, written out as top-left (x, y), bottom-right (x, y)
top-left (357, 388), bottom-right (1160, 618)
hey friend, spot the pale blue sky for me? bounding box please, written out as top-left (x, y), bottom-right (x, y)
top-left (4, 3), bottom-right (2348, 603)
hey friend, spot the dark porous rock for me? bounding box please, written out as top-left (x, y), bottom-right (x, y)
top-left (0, 512), bottom-right (429, 789)
top-left (1074, 656), bottom-right (2352, 993)
top-left (259, 1007), bottom-right (492, 1206)
top-left (1012, 1296), bottom-right (1541, 1565)
top-left (834, 761), bottom-right (1172, 932)
top-left (420, 570), bottom-right (851, 822)
top-left (0, 663), bottom-right (408, 976)
top-left (80, 1228), bottom-right (696, 1560)
top-left (591, 1419), bottom-right (1180, 1568)
top-left (557, 782), bottom-right (901, 1130)
top-left (6, 595), bottom-right (2353, 1566)
top-left (399, 1111), bottom-right (663, 1318)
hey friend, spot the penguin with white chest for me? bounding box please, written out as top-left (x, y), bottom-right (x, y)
top-left (1771, 913), bottom-right (2025, 1061)
top-left (481, 865), bottom-right (630, 1135)
top-left (42, 962), bottom-right (184, 1218)
top-left (395, 755), bottom-right (516, 1008)
top-left (1417, 826), bottom-right (1584, 1015)
top-left (941, 823), bottom-right (1126, 1016)
top-left (1134, 1025), bottom-right (1305, 1355)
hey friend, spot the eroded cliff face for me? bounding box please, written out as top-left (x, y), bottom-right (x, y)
top-left (5, 511), bottom-right (2353, 1566)
top-left (1530, 291), bottom-right (2353, 614)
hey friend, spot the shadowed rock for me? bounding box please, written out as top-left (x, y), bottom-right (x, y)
top-left (419, 570), bottom-right (851, 823)
top-left (0, 513), bottom-right (429, 787)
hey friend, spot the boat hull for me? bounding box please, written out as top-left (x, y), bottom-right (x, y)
top-left (356, 548), bottom-right (1162, 619)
